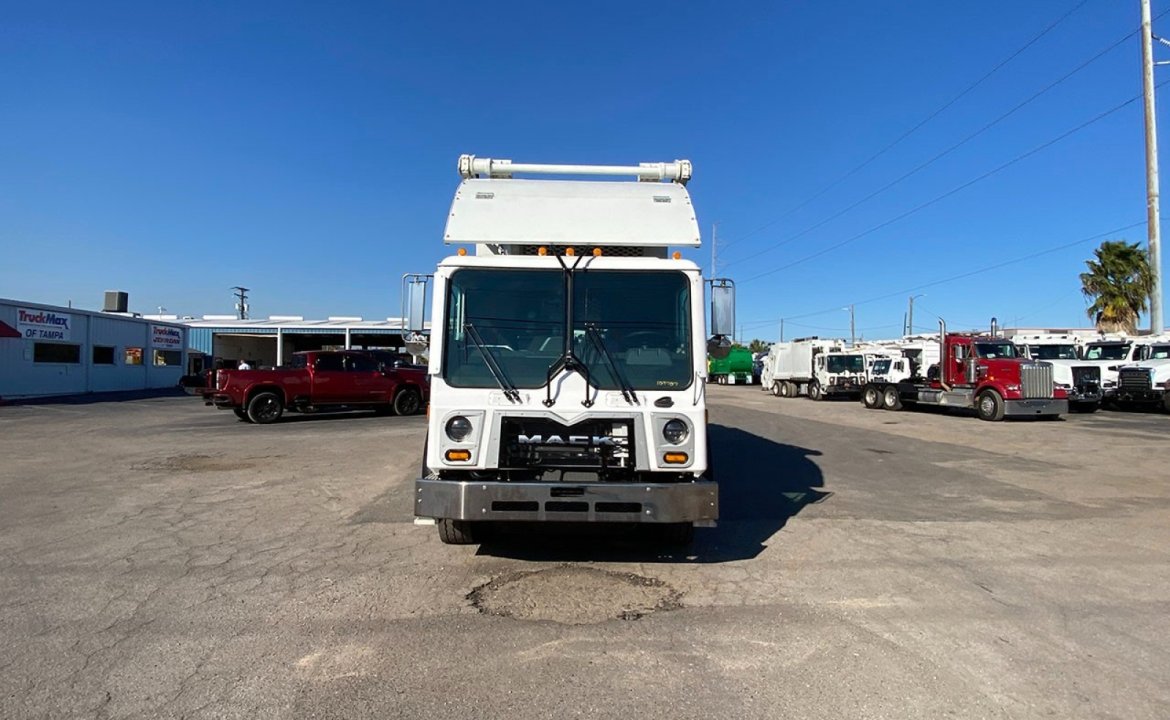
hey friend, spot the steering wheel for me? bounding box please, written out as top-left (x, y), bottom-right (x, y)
top-left (623, 331), bottom-right (673, 348)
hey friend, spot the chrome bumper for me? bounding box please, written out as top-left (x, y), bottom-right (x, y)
top-left (415, 478), bottom-right (718, 524)
top-left (1004, 398), bottom-right (1068, 417)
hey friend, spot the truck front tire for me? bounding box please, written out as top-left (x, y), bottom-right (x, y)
top-left (976, 389), bottom-right (1005, 421)
top-left (246, 391), bottom-right (284, 424)
top-left (809, 380), bottom-right (823, 401)
top-left (438, 519), bottom-right (480, 545)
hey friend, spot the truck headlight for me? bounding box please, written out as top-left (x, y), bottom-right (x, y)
top-left (662, 419), bottom-right (688, 445)
top-left (445, 416), bottom-right (473, 441)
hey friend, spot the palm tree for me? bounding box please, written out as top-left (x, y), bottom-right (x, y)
top-left (1079, 240), bottom-right (1154, 333)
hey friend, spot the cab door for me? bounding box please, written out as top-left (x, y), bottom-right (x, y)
top-left (310, 353), bottom-right (352, 403)
top-left (345, 352), bottom-right (393, 403)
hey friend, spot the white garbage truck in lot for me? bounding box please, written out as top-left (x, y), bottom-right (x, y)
top-left (414, 155), bottom-right (731, 545)
top-left (1080, 335), bottom-right (1155, 401)
top-left (1012, 333), bottom-right (1103, 412)
top-left (761, 338), bottom-right (866, 400)
top-left (1115, 338), bottom-right (1170, 411)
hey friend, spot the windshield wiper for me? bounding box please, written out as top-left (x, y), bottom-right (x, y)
top-left (584, 324), bottom-right (638, 405)
top-left (464, 323), bottom-right (520, 403)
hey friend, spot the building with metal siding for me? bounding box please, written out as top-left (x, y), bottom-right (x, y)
top-left (175, 316), bottom-right (427, 370)
top-left (0, 298), bottom-right (187, 400)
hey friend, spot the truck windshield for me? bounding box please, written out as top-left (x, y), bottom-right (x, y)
top-left (826, 355), bottom-right (865, 373)
top-left (973, 342), bottom-right (1019, 359)
top-left (870, 358), bottom-right (891, 375)
top-left (1029, 344), bottom-right (1079, 360)
top-left (1084, 343), bottom-right (1130, 361)
top-left (443, 268), bottom-right (692, 390)
top-left (1149, 345), bottom-right (1170, 360)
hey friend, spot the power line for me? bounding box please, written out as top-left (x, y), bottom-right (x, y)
top-left (724, 23), bottom-right (1140, 271)
top-left (737, 220), bottom-right (1145, 330)
top-left (718, 0), bottom-right (1095, 254)
top-left (737, 84), bottom-right (1162, 285)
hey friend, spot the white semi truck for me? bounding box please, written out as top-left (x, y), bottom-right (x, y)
top-left (1011, 333), bottom-right (1103, 412)
top-left (1080, 335), bottom-right (1154, 401)
top-left (761, 338), bottom-right (866, 400)
top-left (1115, 338), bottom-right (1170, 411)
top-left (414, 156), bottom-right (729, 545)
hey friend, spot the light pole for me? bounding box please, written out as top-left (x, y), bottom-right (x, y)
top-left (843, 305), bottom-right (855, 346)
top-left (1141, 0), bottom-right (1164, 333)
top-left (908, 294), bottom-right (925, 335)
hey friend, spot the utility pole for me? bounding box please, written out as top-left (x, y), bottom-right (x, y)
top-left (710, 223), bottom-right (718, 278)
top-left (1142, 0), bottom-right (1165, 333)
top-left (908, 293), bottom-right (924, 336)
top-left (231, 286), bottom-right (250, 320)
top-left (846, 304), bottom-right (855, 346)
top-left (779, 318), bottom-right (785, 342)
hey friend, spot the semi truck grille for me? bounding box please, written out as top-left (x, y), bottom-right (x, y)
top-left (1021, 363), bottom-right (1054, 399)
top-left (498, 417), bottom-right (634, 471)
top-left (1119, 368), bottom-right (1153, 392)
top-left (1071, 366), bottom-right (1101, 392)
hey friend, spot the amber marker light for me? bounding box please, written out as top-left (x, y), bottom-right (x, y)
top-left (537, 246), bottom-right (548, 256)
top-left (672, 251), bottom-right (682, 260)
top-left (592, 247), bottom-right (602, 256)
top-left (663, 452), bottom-right (689, 464)
top-left (457, 247), bottom-right (467, 256)
top-left (445, 449), bottom-right (471, 462)
top-left (565, 247), bottom-right (576, 256)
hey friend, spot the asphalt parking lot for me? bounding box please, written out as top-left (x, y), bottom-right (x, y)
top-left (2, 388), bottom-right (1169, 719)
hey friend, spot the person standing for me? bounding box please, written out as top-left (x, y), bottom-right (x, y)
top-left (237, 359), bottom-right (252, 370)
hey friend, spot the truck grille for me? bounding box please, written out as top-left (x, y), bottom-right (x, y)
top-left (1119, 368), bottom-right (1153, 392)
top-left (498, 417), bottom-right (634, 472)
top-left (1021, 363), bottom-right (1054, 399)
top-left (1071, 366), bottom-right (1101, 393)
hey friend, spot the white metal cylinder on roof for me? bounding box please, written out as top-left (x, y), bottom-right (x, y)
top-left (457, 154), bottom-right (692, 185)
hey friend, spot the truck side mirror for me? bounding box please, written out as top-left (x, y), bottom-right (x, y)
top-left (708, 278), bottom-right (735, 360)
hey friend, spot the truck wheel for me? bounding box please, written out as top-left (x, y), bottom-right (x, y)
top-left (976, 389), bottom-right (1005, 421)
top-left (653, 522), bottom-right (694, 547)
top-left (437, 519), bottom-right (480, 545)
top-left (863, 386), bottom-right (882, 409)
top-left (393, 387), bottom-right (422, 416)
top-left (233, 408), bottom-right (251, 422)
top-left (882, 386), bottom-right (902, 411)
top-left (770, 381), bottom-right (782, 397)
top-left (809, 380), bottom-right (823, 401)
top-left (246, 391), bottom-right (283, 424)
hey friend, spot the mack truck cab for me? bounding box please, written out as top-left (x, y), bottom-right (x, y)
top-left (415, 156), bottom-right (725, 545)
top-left (1081, 336), bottom-right (1153, 400)
top-left (861, 322), bottom-right (1068, 420)
top-left (1116, 339), bottom-right (1170, 411)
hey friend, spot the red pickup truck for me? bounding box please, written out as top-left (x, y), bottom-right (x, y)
top-left (206, 350), bottom-right (429, 423)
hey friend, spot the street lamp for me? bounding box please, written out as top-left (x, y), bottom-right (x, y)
top-left (908, 294), bottom-right (925, 335)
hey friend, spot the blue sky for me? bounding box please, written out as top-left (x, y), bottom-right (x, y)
top-left (0, 1), bottom-right (1163, 340)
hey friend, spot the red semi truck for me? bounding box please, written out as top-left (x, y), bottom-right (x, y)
top-left (205, 350), bottom-right (428, 423)
top-left (860, 323), bottom-right (1068, 421)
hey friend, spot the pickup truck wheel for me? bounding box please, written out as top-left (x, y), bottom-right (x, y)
top-left (862, 386), bottom-right (882, 409)
top-left (809, 380), bottom-right (823, 401)
top-left (233, 408), bottom-right (250, 422)
top-left (246, 391), bottom-right (283, 424)
top-left (881, 386), bottom-right (902, 411)
top-left (437, 519), bottom-right (480, 545)
top-left (976, 389), bottom-right (1005, 421)
top-left (393, 387), bottom-right (422, 416)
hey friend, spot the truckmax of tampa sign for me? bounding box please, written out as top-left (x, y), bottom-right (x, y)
top-left (17, 308), bottom-right (72, 341)
top-left (151, 325), bottom-right (183, 350)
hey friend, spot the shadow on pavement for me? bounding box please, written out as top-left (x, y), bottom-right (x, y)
top-left (475, 423), bottom-right (829, 564)
top-left (1, 388), bottom-right (187, 406)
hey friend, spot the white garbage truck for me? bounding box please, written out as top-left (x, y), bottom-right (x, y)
top-left (761, 338), bottom-right (866, 400)
top-left (414, 155), bottom-right (730, 545)
top-left (1115, 337), bottom-right (1170, 411)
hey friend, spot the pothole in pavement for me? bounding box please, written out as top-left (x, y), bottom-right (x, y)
top-left (468, 566), bottom-right (682, 624)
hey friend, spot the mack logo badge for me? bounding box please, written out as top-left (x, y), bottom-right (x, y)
top-left (517, 434), bottom-right (623, 447)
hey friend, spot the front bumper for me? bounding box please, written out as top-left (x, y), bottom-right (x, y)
top-left (1116, 388), bottom-right (1166, 402)
top-left (1004, 398), bottom-right (1068, 417)
top-left (415, 477), bottom-right (718, 524)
